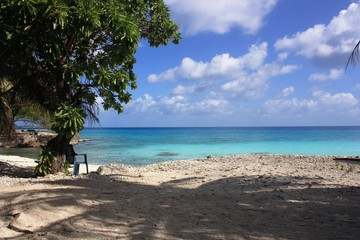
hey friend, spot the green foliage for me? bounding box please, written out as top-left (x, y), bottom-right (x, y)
top-left (35, 145), bottom-right (56, 176)
top-left (1, 0), bottom-right (180, 174)
top-left (51, 103), bottom-right (87, 138)
top-left (335, 162), bottom-right (343, 170)
top-left (335, 162), bottom-right (356, 173)
top-left (63, 161), bottom-right (71, 175)
top-left (347, 165), bottom-right (355, 173)
top-left (0, 0), bottom-right (181, 114)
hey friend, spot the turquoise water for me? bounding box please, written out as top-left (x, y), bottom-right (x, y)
top-left (2, 127), bottom-right (360, 165)
top-left (75, 127), bottom-right (360, 165)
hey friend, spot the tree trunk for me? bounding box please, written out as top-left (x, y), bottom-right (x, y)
top-left (0, 97), bottom-right (17, 140)
top-left (47, 133), bottom-right (73, 174)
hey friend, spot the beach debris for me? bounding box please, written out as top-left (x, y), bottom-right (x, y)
top-left (7, 222), bottom-right (34, 234)
top-left (7, 209), bottom-right (21, 218)
top-left (7, 211), bottom-right (34, 234)
top-left (97, 164), bottom-right (131, 175)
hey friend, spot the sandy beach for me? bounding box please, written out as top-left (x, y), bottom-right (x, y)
top-left (0, 154), bottom-right (360, 239)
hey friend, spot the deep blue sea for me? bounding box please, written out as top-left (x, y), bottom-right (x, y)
top-left (2, 127), bottom-right (360, 165)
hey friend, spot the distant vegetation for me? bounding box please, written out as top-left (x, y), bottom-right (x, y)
top-left (0, 78), bottom-right (51, 138)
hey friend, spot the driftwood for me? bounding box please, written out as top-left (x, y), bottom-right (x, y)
top-left (334, 157), bottom-right (360, 165)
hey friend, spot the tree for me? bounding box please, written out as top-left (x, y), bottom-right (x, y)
top-left (0, 0), bottom-right (180, 174)
top-left (0, 78), bottom-right (16, 138)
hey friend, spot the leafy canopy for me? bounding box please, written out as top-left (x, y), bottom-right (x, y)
top-left (1, 0), bottom-right (180, 174)
top-left (0, 0), bottom-right (180, 114)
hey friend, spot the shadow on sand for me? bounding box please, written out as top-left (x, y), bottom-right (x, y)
top-left (0, 162), bottom-right (36, 178)
top-left (1, 172), bottom-right (360, 239)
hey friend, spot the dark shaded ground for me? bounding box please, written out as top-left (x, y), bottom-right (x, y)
top-left (1, 172), bottom-right (359, 240)
top-left (0, 162), bottom-right (36, 178)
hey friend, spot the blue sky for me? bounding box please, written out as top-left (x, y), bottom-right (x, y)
top-left (97, 0), bottom-right (360, 127)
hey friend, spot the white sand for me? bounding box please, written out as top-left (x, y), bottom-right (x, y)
top-left (1, 154), bottom-right (360, 239)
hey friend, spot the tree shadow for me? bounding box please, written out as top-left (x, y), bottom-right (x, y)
top-left (1, 173), bottom-right (359, 239)
top-left (0, 161), bottom-right (36, 178)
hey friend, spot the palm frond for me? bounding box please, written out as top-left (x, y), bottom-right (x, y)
top-left (346, 40), bottom-right (360, 70)
top-left (82, 101), bottom-right (101, 127)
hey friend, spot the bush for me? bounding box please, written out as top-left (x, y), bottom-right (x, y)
top-left (35, 145), bottom-right (56, 176)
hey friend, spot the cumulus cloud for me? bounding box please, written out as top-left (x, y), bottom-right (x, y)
top-left (281, 87), bottom-right (295, 97)
top-left (309, 68), bottom-right (344, 81)
top-left (262, 90), bottom-right (358, 117)
top-left (148, 69), bottom-right (176, 83)
top-left (220, 62), bottom-right (299, 99)
top-left (275, 2), bottom-right (360, 66)
top-left (171, 82), bottom-right (212, 95)
top-left (220, 77), bottom-right (265, 99)
top-left (262, 98), bottom-right (317, 115)
top-left (171, 85), bottom-right (197, 95)
top-left (165, 0), bottom-right (278, 35)
top-left (149, 42), bottom-right (299, 99)
top-left (127, 93), bottom-right (231, 116)
top-left (129, 94), bottom-right (157, 113)
top-left (148, 43), bottom-right (268, 83)
top-left (277, 52), bottom-right (289, 61)
top-left (312, 90), bottom-right (358, 107)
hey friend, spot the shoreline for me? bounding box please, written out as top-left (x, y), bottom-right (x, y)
top-left (1, 153), bottom-right (359, 184)
top-left (0, 152), bottom-right (359, 171)
top-left (1, 153), bottom-right (360, 239)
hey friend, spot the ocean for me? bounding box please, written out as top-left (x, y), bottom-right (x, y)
top-left (2, 126), bottom-right (360, 165)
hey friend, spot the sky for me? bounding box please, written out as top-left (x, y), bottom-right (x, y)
top-left (96, 0), bottom-right (360, 127)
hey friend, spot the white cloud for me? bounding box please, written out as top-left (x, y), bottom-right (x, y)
top-left (149, 42), bottom-right (299, 99)
top-left (178, 58), bottom-right (209, 79)
top-left (277, 52), bottom-right (289, 61)
top-left (220, 75), bottom-right (269, 99)
top-left (148, 69), bottom-right (176, 83)
top-left (165, 0), bottom-right (278, 35)
top-left (312, 90), bottom-right (358, 107)
top-left (161, 95), bottom-right (186, 107)
top-left (275, 2), bottom-right (360, 66)
top-left (127, 93), bottom-right (231, 116)
top-left (281, 87), bottom-right (295, 97)
top-left (220, 62), bottom-right (299, 99)
top-left (148, 43), bottom-right (268, 82)
top-left (171, 82), bottom-right (211, 95)
top-left (309, 68), bottom-right (344, 81)
top-left (262, 98), bottom-right (318, 115)
top-left (261, 89), bottom-right (359, 117)
top-left (196, 98), bottom-right (229, 113)
top-left (171, 85), bottom-right (197, 95)
top-left (129, 94), bottom-right (157, 113)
